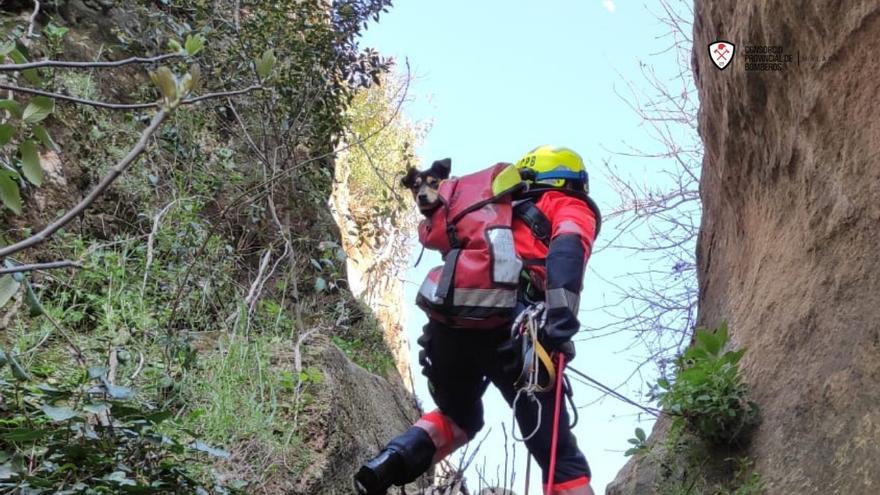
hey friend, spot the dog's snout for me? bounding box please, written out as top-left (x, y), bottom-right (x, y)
top-left (418, 193), bottom-right (428, 202)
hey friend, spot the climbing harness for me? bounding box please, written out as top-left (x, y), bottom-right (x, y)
top-left (510, 303), bottom-right (555, 442)
top-left (508, 303), bottom-right (583, 495)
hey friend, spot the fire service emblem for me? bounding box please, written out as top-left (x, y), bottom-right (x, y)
top-left (709, 40), bottom-right (735, 70)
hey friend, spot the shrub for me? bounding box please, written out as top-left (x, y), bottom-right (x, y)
top-left (656, 324), bottom-right (758, 445)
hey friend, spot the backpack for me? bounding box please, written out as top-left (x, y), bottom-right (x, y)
top-left (416, 163), bottom-right (527, 329)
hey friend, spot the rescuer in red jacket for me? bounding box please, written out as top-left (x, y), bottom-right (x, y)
top-left (355, 146), bottom-right (600, 495)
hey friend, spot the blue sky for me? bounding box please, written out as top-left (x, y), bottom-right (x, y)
top-left (361, 1), bottom-right (694, 492)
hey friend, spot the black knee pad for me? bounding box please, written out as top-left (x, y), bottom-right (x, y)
top-left (387, 427), bottom-right (436, 484)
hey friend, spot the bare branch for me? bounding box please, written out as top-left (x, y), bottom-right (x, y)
top-left (0, 83), bottom-right (154, 109)
top-left (0, 109), bottom-right (169, 260)
top-left (0, 260), bottom-right (81, 274)
top-left (141, 199), bottom-right (181, 296)
top-left (0, 53), bottom-right (183, 71)
top-left (165, 62), bottom-right (415, 325)
top-left (595, 0), bottom-right (700, 378)
top-left (25, 1), bottom-right (40, 42)
top-left (0, 82), bottom-right (262, 110)
top-left (183, 85), bottom-right (263, 105)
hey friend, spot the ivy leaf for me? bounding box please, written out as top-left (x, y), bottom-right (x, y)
top-left (32, 124), bottom-right (59, 152)
top-left (22, 96), bottom-right (54, 124)
top-left (0, 42), bottom-right (15, 57)
top-left (0, 274), bottom-right (21, 309)
top-left (23, 279), bottom-right (44, 316)
top-left (635, 427), bottom-right (647, 442)
top-left (255, 49), bottom-right (276, 79)
top-left (7, 49), bottom-right (39, 85)
top-left (104, 471), bottom-right (136, 486)
top-left (8, 353), bottom-right (31, 382)
top-left (0, 463), bottom-right (17, 480)
top-left (41, 404), bottom-right (78, 422)
top-left (88, 365), bottom-right (108, 379)
top-left (0, 123), bottom-right (15, 146)
top-left (42, 23), bottom-right (69, 40)
top-left (19, 140), bottom-right (42, 186)
top-left (190, 440), bottom-right (230, 458)
top-left (82, 402), bottom-right (110, 415)
top-left (314, 276), bottom-right (327, 292)
top-left (167, 39), bottom-right (183, 53)
top-left (184, 34), bottom-right (205, 56)
top-left (0, 100), bottom-right (22, 119)
top-left (0, 171), bottom-right (22, 214)
top-left (101, 379), bottom-right (135, 400)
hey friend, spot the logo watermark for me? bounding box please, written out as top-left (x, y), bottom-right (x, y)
top-left (743, 45), bottom-right (793, 71)
top-left (709, 39), bottom-right (803, 72)
top-left (709, 40), bottom-right (735, 70)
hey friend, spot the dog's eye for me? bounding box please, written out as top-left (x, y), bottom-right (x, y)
top-left (426, 177), bottom-right (439, 186)
top-left (413, 178), bottom-right (422, 187)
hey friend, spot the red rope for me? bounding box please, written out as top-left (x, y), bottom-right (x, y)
top-left (545, 353), bottom-right (566, 495)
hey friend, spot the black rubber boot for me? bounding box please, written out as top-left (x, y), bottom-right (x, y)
top-left (353, 449), bottom-right (405, 495)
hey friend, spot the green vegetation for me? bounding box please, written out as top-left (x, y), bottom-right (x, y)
top-left (657, 324), bottom-right (758, 446)
top-left (341, 71), bottom-right (425, 213)
top-left (0, 0), bottom-right (410, 492)
top-left (625, 324), bottom-right (763, 493)
top-left (653, 427), bottom-right (765, 495)
top-left (0, 358), bottom-right (232, 493)
top-left (624, 427), bottom-right (649, 457)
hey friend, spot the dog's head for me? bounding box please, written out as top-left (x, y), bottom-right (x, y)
top-left (401, 158), bottom-right (451, 215)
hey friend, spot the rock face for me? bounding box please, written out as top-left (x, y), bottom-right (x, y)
top-left (297, 339), bottom-right (423, 493)
top-left (693, 1), bottom-right (880, 493)
top-left (331, 157), bottom-right (419, 392)
top-left (611, 1), bottom-right (880, 493)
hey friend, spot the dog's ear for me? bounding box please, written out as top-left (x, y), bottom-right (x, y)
top-left (431, 158), bottom-right (452, 179)
top-left (401, 167), bottom-right (419, 188)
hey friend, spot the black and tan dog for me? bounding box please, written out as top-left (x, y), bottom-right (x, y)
top-left (400, 158), bottom-right (451, 216)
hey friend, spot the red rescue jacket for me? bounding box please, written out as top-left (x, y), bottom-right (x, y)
top-left (512, 190), bottom-right (597, 292)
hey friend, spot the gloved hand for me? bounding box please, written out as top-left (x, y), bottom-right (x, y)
top-left (540, 335), bottom-right (575, 363)
top-left (556, 340), bottom-right (576, 362)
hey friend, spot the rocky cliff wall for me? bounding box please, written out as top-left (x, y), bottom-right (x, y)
top-left (330, 156), bottom-right (418, 392)
top-left (610, 1), bottom-right (880, 493)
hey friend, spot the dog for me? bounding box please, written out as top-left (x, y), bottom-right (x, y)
top-left (401, 158), bottom-right (451, 216)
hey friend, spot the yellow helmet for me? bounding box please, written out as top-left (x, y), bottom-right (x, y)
top-left (514, 145), bottom-right (589, 191)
